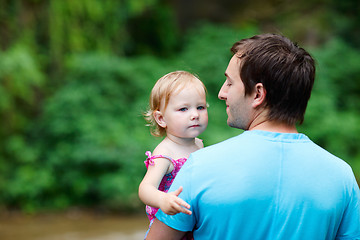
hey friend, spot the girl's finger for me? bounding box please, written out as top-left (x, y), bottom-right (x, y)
top-left (173, 186), bottom-right (183, 196)
top-left (174, 199), bottom-right (192, 215)
top-left (177, 199), bottom-right (190, 209)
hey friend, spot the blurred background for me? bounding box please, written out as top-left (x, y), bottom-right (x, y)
top-left (0, 0), bottom-right (359, 239)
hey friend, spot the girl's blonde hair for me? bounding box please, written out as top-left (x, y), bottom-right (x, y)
top-left (145, 71), bottom-right (207, 137)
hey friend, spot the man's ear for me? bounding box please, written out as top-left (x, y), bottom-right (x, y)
top-left (154, 110), bottom-right (167, 128)
top-left (252, 83), bottom-right (266, 108)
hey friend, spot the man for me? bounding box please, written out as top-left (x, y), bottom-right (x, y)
top-left (146, 34), bottom-right (360, 239)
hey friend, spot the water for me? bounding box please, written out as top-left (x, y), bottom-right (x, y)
top-left (0, 211), bottom-right (149, 240)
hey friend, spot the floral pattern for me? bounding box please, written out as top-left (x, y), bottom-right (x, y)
top-left (144, 151), bottom-right (187, 222)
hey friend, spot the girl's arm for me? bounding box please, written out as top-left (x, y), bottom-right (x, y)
top-left (138, 158), bottom-right (192, 215)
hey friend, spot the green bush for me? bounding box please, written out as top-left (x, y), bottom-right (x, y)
top-left (0, 45), bottom-right (45, 212)
top-left (300, 38), bottom-right (360, 177)
top-left (33, 53), bottom-right (172, 211)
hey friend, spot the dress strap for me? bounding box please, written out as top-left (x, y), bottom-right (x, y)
top-left (144, 151), bottom-right (175, 168)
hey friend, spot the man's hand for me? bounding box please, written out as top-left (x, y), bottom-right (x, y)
top-left (159, 186), bottom-right (192, 215)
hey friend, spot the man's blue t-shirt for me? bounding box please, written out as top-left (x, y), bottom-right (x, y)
top-left (156, 130), bottom-right (360, 239)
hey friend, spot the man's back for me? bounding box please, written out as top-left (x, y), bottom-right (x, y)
top-left (157, 130), bottom-right (360, 239)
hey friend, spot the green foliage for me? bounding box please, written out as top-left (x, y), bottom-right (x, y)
top-left (49, 0), bottom-right (128, 57)
top-left (329, 0), bottom-right (360, 49)
top-left (300, 39), bottom-right (360, 177)
top-left (0, 44), bottom-right (45, 212)
top-left (0, 44), bottom-right (43, 130)
top-left (126, 4), bottom-right (179, 56)
top-left (33, 53), bottom-right (169, 210)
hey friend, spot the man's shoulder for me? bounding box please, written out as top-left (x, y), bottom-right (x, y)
top-left (193, 133), bottom-right (248, 157)
top-left (304, 137), bottom-right (352, 168)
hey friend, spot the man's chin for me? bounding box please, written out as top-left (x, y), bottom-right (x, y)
top-left (227, 119), bottom-right (246, 130)
top-left (227, 119), bottom-right (235, 128)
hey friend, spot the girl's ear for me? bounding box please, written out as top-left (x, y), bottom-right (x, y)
top-left (154, 110), bottom-right (167, 128)
top-left (252, 83), bottom-right (266, 108)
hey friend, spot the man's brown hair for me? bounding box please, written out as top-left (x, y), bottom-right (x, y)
top-left (231, 34), bottom-right (315, 125)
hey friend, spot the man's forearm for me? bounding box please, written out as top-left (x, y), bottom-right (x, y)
top-left (146, 218), bottom-right (186, 240)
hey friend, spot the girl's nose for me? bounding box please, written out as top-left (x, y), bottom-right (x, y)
top-left (191, 110), bottom-right (200, 120)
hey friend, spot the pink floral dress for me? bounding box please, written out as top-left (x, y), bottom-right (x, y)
top-left (144, 151), bottom-right (187, 222)
top-left (143, 151), bottom-right (194, 240)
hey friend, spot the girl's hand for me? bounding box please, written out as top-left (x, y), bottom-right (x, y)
top-left (159, 186), bottom-right (192, 215)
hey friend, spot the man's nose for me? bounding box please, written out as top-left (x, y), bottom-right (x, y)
top-left (218, 83), bottom-right (227, 100)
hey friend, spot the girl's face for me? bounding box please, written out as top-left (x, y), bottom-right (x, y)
top-left (160, 85), bottom-right (208, 140)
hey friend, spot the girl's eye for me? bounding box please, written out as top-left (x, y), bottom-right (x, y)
top-left (179, 107), bottom-right (187, 112)
top-left (197, 106), bottom-right (205, 110)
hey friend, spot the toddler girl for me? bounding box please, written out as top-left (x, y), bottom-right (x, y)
top-left (139, 71), bottom-right (208, 239)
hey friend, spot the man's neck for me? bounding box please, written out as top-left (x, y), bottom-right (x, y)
top-left (250, 121), bottom-right (298, 133)
top-left (248, 110), bottom-right (298, 133)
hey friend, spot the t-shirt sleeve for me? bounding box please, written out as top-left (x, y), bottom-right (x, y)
top-left (336, 175), bottom-right (360, 238)
top-left (156, 155), bottom-right (196, 232)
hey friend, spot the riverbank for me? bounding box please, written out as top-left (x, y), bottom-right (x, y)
top-left (0, 210), bottom-right (149, 240)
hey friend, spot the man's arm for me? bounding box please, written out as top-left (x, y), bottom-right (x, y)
top-left (146, 218), bottom-right (186, 240)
